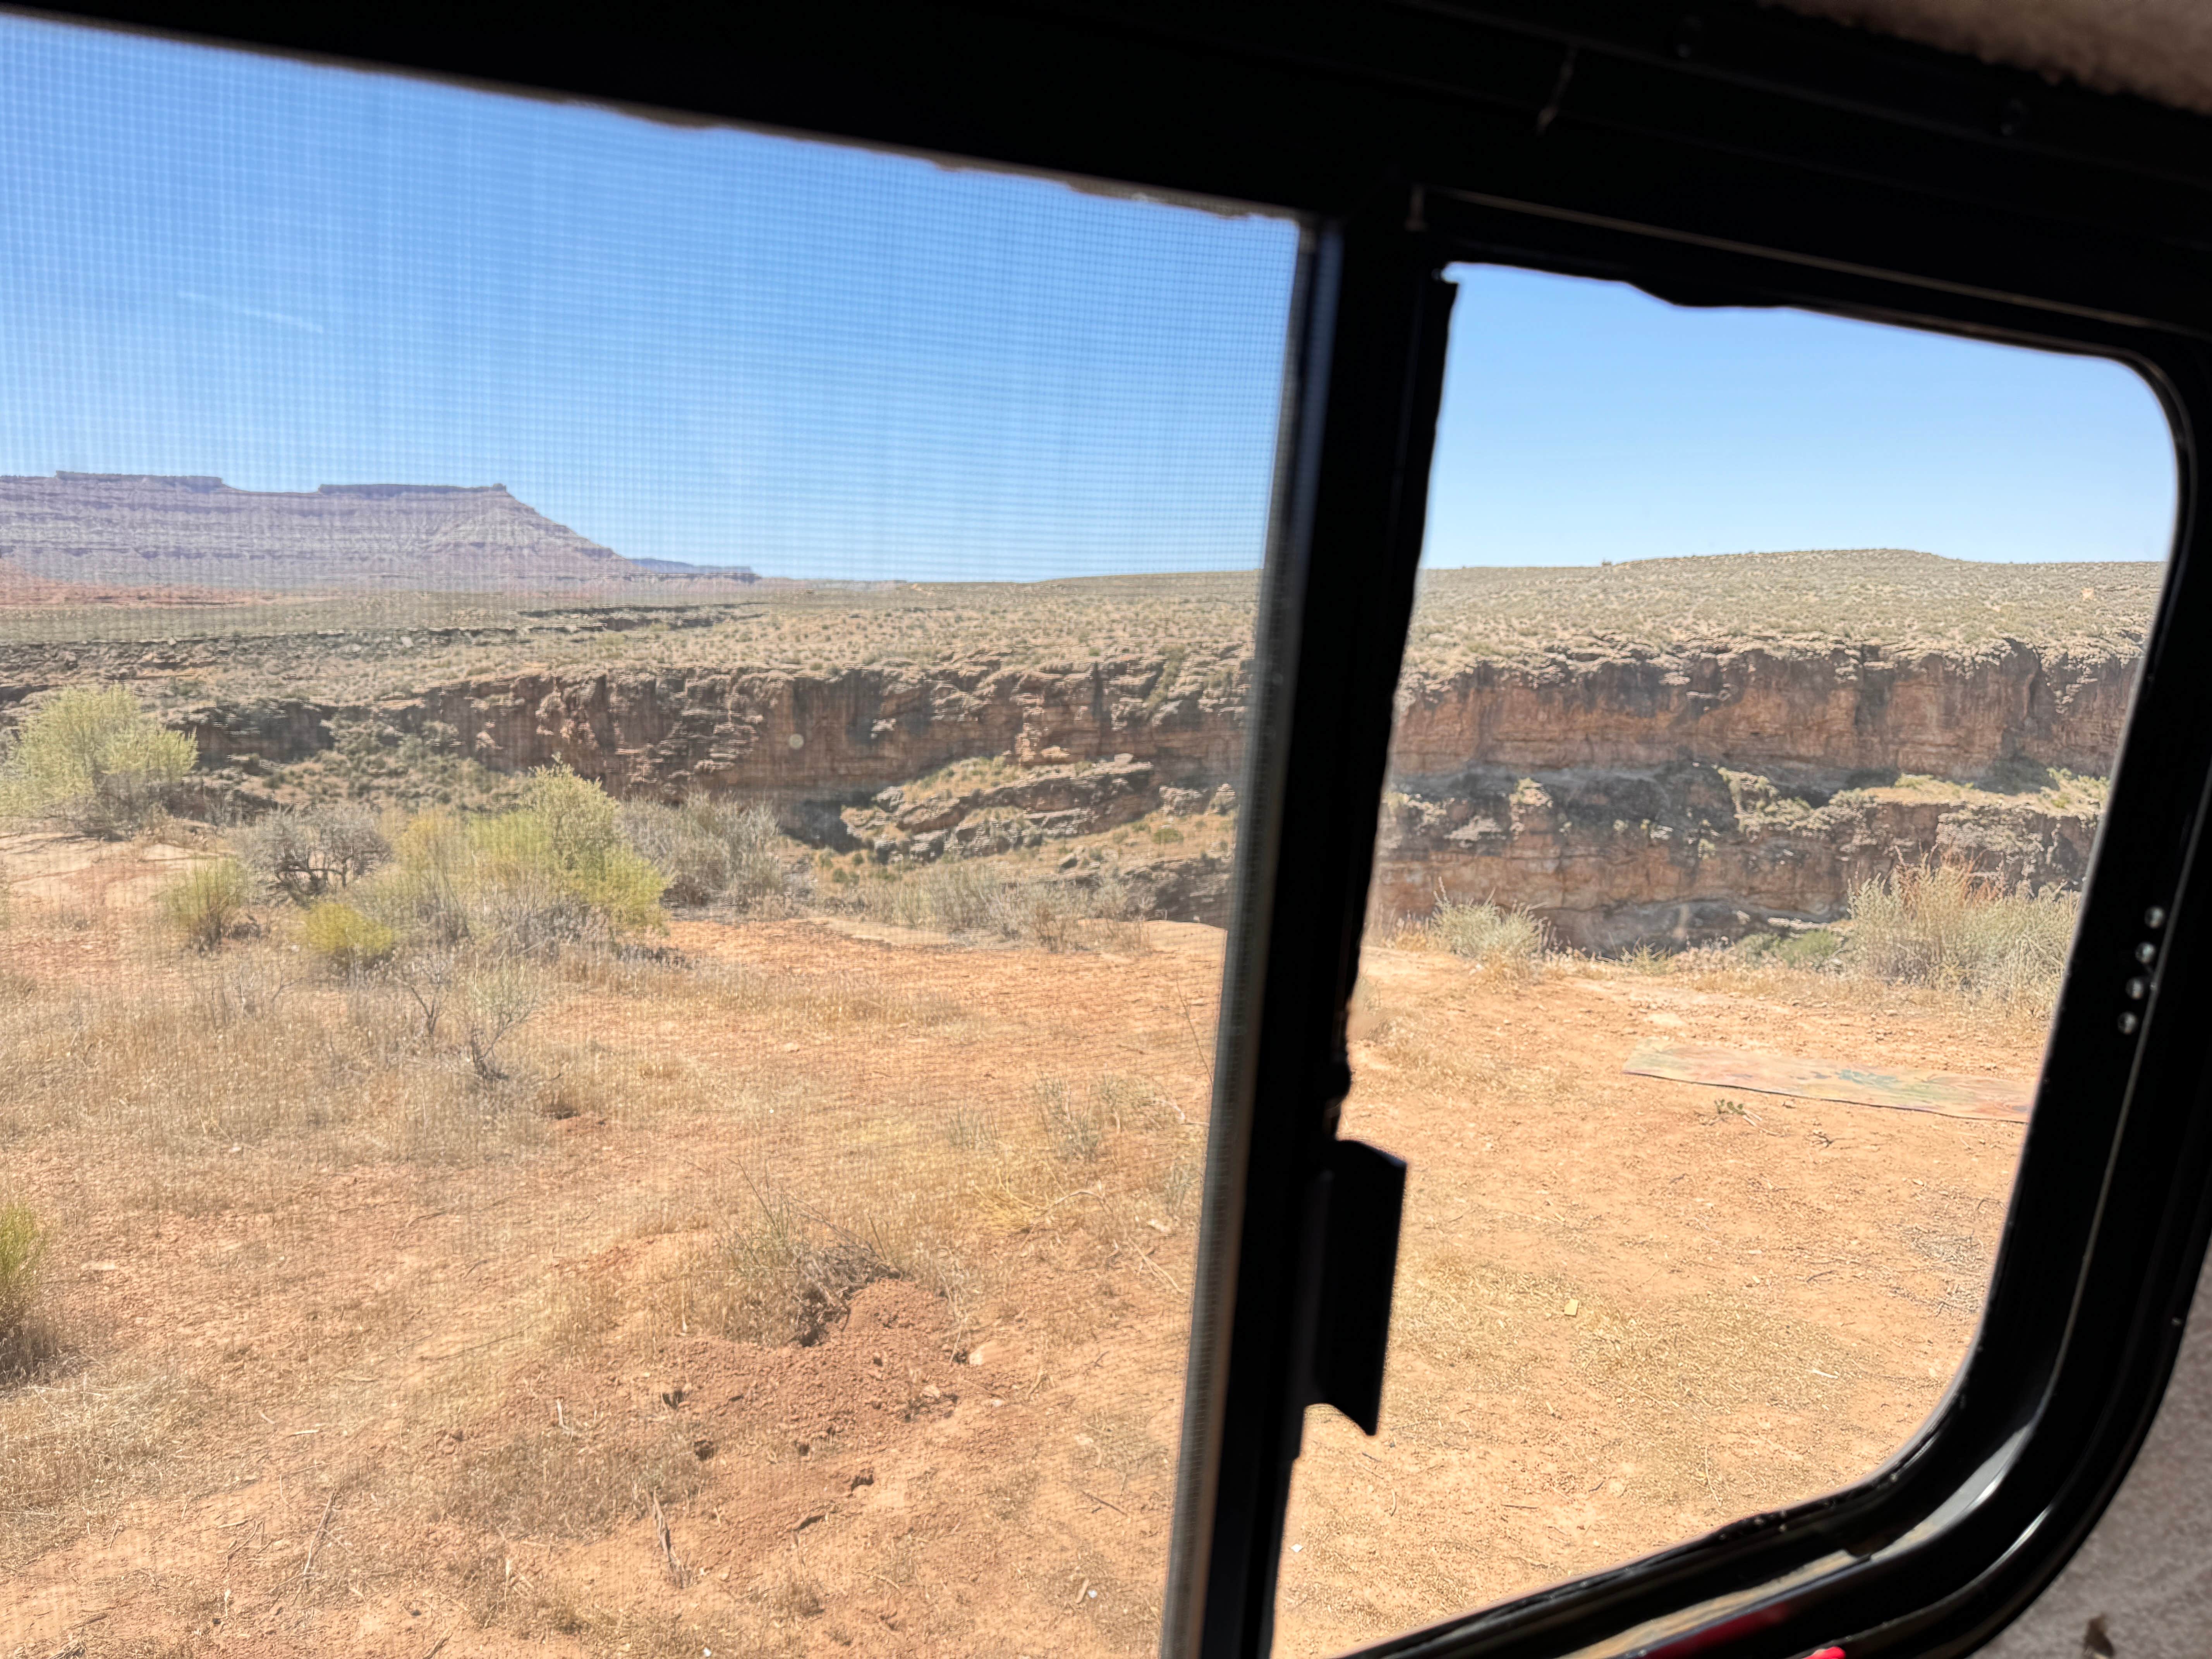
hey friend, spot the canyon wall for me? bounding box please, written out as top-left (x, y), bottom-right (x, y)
top-left (125, 632), bottom-right (2133, 942)
top-left (124, 632), bottom-right (2133, 792)
top-left (1390, 639), bottom-right (2135, 780)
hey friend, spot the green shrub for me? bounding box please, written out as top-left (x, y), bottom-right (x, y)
top-left (1423, 896), bottom-right (1549, 977)
top-left (1732, 927), bottom-right (1846, 970)
top-left (0, 1201), bottom-right (51, 1378)
top-left (362, 769), bottom-right (667, 954)
top-left (161, 860), bottom-right (250, 951)
top-left (366, 811), bottom-right (480, 945)
top-left (303, 901), bottom-right (397, 972)
top-left (0, 686), bottom-right (197, 837)
top-left (503, 766), bottom-right (666, 937)
top-left (1846, 861), bottom-right (2078, 1004)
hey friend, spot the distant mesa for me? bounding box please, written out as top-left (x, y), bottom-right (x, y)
top-left (625, 556), bottom-right (761, 581)
top-left (0, 472), bottom-right (752, 592)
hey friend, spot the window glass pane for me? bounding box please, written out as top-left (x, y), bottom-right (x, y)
top-left (0, 17), bottom-right (1297, 1654)
top-left (1273, 264), bottom-right (2176, 1654)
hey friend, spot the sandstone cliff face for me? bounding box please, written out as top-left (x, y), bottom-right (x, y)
top-left (161, 632), bottom-right (2131, 798)
top-left (155, 634), bottom-right (2138, 946)
top-left (1388, 641), bottom-right (2136, 780)
top-left (0, 562), bottom-right (2148, 946)
top-left (1373, 765), bottom-right (2102, 951)
top-left (181, 654), bottom-right (1249, 814)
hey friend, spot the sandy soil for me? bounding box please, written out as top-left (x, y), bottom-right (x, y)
top-left (0, 836), bottom-right (2037, 1658)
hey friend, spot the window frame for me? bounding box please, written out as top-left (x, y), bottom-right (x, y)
top-left (26, 3), bottom-right (2212, 1657)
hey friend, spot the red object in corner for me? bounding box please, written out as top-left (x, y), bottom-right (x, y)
top-left (1805, 1649), bottom-right (1846, 1659)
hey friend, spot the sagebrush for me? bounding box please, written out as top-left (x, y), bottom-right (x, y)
top-left (619, 796), bottom-right (789, 910)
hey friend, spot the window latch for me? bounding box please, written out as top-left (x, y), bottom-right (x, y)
top-left (1302, 1137), bottom-right (1408, 1434)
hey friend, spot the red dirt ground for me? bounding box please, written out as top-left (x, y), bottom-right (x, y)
top-left (0, 836), bottom-right (2037, 1658)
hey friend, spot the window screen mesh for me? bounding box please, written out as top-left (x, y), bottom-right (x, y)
top-left (0, 16), bottom-right (1298, 1655)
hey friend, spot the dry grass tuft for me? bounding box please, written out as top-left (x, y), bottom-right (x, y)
top-left (0, 1364), bottom-right (199, 1568)
top-left (1845, 860), bottom-right (2078, 1005)
top-left (160, 859), bottom-right (251, 951)
top-left (1391, 1256), bottom-right (1570, 1395)
top-left (1415, 895), bottom-right (1549, 978)
top-left (0, 942), bottom-right (551, 1193)
top-left (438, 1417), bottom-right (707, 1541)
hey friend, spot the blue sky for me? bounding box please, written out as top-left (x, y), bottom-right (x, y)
top-left (0, 13), bottom-right (2179, 579)
top-left (1427, 266), bottom-right (2178, 566)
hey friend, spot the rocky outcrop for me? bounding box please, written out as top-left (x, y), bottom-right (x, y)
top-left (1389, 639), bottom-right (2135, 780)
top-left (153, 632), bottom-right (2130, 793)
top-left (0, 565), bottom-right (2146, 946)
top-left (0, 474), bottom-right (647, 590)
top-left (159, 638), bottom-right (2128, 946)
top-left (1374, 764), bottom-right (2102, 951)
top-left (177, 653), bottom-right (1250, 828)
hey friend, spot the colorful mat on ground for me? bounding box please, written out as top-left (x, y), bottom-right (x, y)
top-left (1622, 1043), bottom-right (2035, 1123)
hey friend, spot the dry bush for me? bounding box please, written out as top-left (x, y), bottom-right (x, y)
top-left (619, 795), bottom-right (790, 910)
top-left (160, 858), bottom-right (251, 951)
top-left (687, 1183), bottom-right (902, 1347)
top-left (1035, 1077), bottom-right (1105, 1163)
top-left (240, 802), bottom-right (390, 901)
top-left (459, 954), bottom-right (543, 1081)
top-left (1846, 860), bottom-right (2078, 1005)
top-left (1420, 895), bottom-right (1549, 978)
top-left (190, 951), bottom-right (294, 1025)
top-left (0, 952), bottom-right (547, 1179)
top-left (860, 856), bottom-right (1132, 951)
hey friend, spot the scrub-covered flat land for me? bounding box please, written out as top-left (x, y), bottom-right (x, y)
top-left (0, 826), bottom-right (2039, 1658)
top-left (0, 500), bottom-right (2155, 1655)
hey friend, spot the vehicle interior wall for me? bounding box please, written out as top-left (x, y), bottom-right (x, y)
top-left (1980, 1247), bottom-right (2212, 1659)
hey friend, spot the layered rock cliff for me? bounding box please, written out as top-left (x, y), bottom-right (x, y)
top-left (0, 550), bottom-right (2161, 945)
top-left (146, 620), bottom-right (2136, 943)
